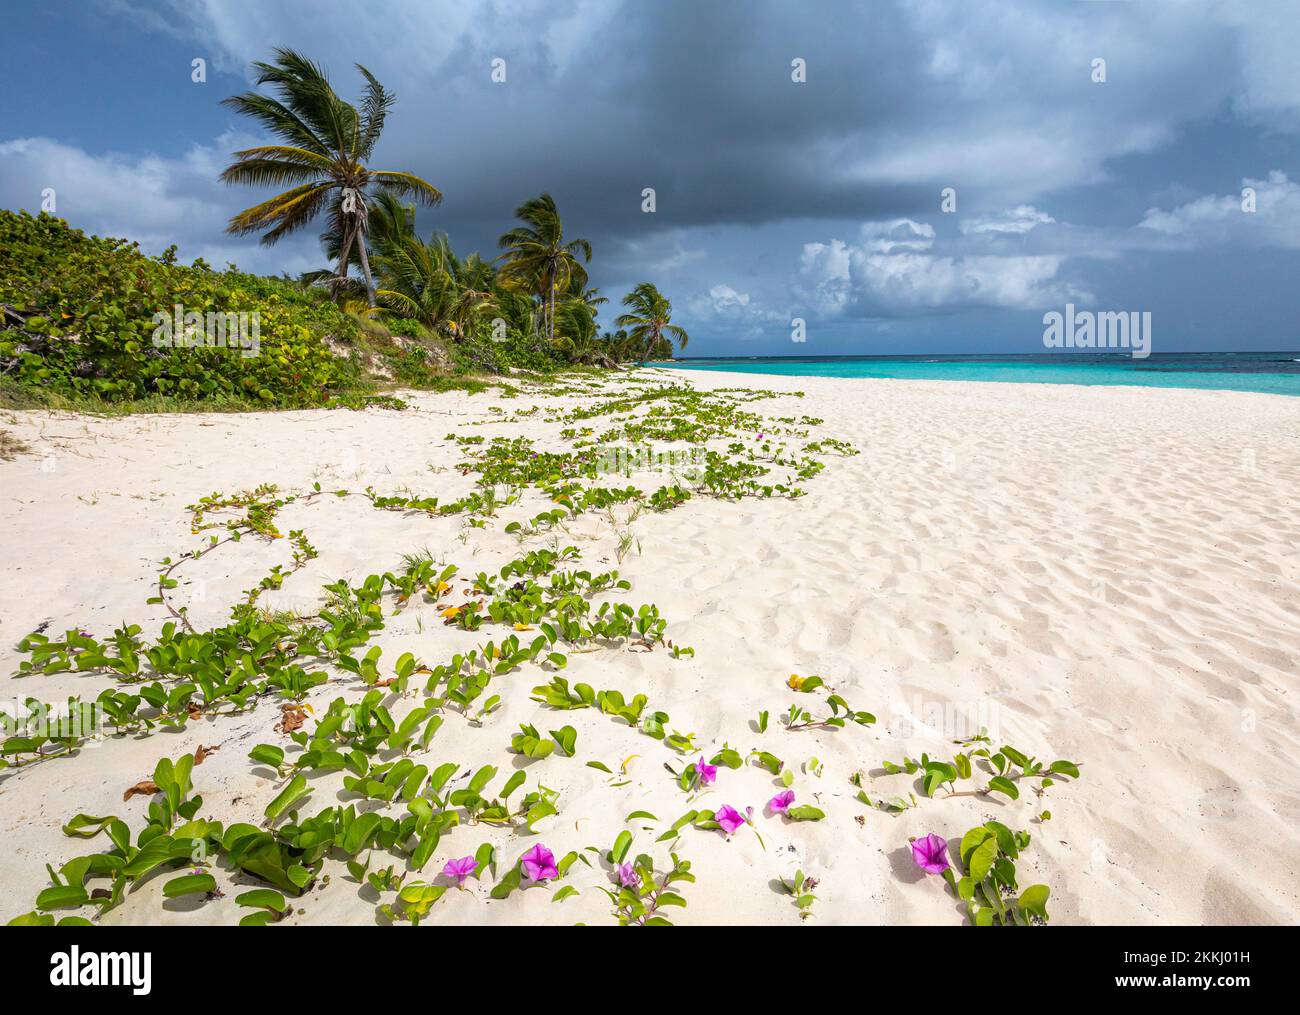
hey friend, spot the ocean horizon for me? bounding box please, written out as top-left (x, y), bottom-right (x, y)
top-left (659, 351), bottom-right (1300, 396)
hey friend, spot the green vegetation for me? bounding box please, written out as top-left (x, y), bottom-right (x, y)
top-left (616, 281), bottom-right (690, 362)
top-left (0, 210), bottom-right (365, 408)
top-left (1, 50), bottom-right (691, 411)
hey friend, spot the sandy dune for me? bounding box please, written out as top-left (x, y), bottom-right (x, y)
top-left (1, 369), bottom-right (1296, 925)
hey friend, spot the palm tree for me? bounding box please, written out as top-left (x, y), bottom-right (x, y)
top-left (219, 48), bottom-right (441, 306)
top-left (615, 282), bottom-right (689, 363)
top-left (373, 232), bottom-right (457, 330)
top-left (372, 232), bottom-right (500, 340)
top-left (553, 283), bottom-right (605, 346)
top-left (497, 193), bottom-right (591, 341)
top-left (444, 250), bottom-right (499, 340)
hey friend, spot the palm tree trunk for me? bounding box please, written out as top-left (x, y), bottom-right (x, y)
top-left (336, 222), bottom-right (356, 300)
top-left (356, 222), bottom-right (377, 308)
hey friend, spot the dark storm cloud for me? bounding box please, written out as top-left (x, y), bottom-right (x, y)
top-left (2, 0), bottom-right (1298, 351)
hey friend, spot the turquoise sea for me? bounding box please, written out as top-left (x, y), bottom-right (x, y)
top-left (661, 352), bottom-right (1300, 397)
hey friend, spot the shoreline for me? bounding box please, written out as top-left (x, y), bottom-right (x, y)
top-left (1, 370), bottom-right (1296, 925)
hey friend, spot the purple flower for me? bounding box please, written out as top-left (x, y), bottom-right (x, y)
top-left (768, 790), bottom-right (795, 814)
top-left (911, 833), bottom-right (950, 875)
top-left (521, 843), bottom-right (559, 882)
top-left (442, 856), bottom-right (478, 886)
top-left (695, 756), bottom-right (717, 786)
top-left (617, 862), bottom-right (638, 888)
top-left (715, 804), bottom-right (746, 836)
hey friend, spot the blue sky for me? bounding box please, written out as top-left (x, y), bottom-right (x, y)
top-left (2, 0), bottom-right (1298, 356)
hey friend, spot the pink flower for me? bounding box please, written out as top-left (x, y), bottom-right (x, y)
top-left (911, 833), bottom-right (950, 875)
top-left (695, 756), bottom-right (717, 786)
top-left (442, 856), bottom-right (478, 886)
top-left (617, 862), bottom-right (638, 888)
top-left (768, 790), bottom-right (795, 814)
top-left (715, 804), bottom-right (746, 836)
top-left (521, 843), bottom-right (559, 882)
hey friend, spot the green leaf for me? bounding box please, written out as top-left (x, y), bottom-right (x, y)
top-left (525, 800), bottom-right (557, 830)
top-left (235, 889), bottom-right (287, 912)
top-left (249, 744), bottom-right (285, 769)
top-left (468, 765), bottom-right (496, 793)
top-left (163, 873), bottom-right (216, 898)
top-left (1018, 884), bottom-right (1050, 920)
top-left (987, 776), bottom-right (1019, 800)
top-left (264, 775), bottom-right (310, 821)
top-left (61, 814), bottom-right (117, 838)
top-left (967, 836), bottom-right (999, 882)
top-left (500, 770), bottom-right (526, 800)
top-left (549, 725), bottom-right (577, 756)
top-left (36, 885), bottom-right (89, 910)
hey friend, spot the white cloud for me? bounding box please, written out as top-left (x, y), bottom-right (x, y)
top-left (857, 219), bottom-right (936, 253)
top-left (799, 218), bottom-right (1088, 316)
top-left (684, 283), bottom-right (785, 339)
top-left (704, 284), bottom-right (751, 311)
top-left (960, 205), bottom-right (1056, 236)
top-left (0, 133), bottom-right (323, 274)
top-left (1137, 171), bottom-right (1300, 250)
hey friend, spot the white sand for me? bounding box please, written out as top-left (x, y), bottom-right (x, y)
top-left (1, 369), bottom-right (1297, 925)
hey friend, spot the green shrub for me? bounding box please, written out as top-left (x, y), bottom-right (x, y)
top-left (0, 211), bottom-right (365, 407)
top-left (451, 329), bottom-right (568, 375)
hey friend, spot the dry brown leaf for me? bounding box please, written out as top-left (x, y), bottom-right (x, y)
top-left (123, 780), bottom-right (159, 802)
top-left (186, 702), bottom-right (203, 720)
top-left (194, 744), bottom-right (220, 765)
top-left (276, 705), bottom-right (308, 733)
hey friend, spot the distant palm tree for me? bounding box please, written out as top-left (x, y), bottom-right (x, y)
top-left (219, 48), bottom-right (441, 306)
top-left (444, 250), bottom-right (499, 340)
top-left (497, 193), bottom-right (591, 341)
top-left (615, 282), bottom-right (689, 363)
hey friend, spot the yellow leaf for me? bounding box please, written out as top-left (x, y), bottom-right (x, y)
top-left (620, 754), bottom-right (639, 774)
top-left (513, 623), bottom-right (534, 632)
top-left (440, 606), bottom-right (462, 620)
